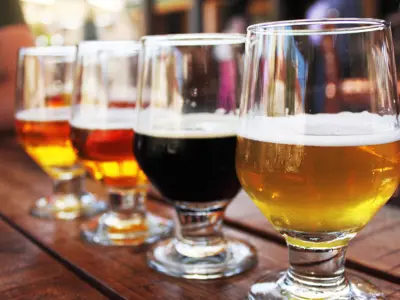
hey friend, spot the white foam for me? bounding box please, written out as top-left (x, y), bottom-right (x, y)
top-left (136, 109), bottom-right (238, 138)
top-left (16, 107), bottom-right (70, 122)
top-left (71, 107), bottom-right (136, 130)
top-left (238, 112), bottom-right (400, 146)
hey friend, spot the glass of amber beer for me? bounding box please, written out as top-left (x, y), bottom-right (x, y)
top-left (134, 34), bottom-right (257, 279)
top-left (15, 46), bottom-right (106, 220)
top-left (236, 19), bottom-right (400, 299)
top-left (70, 41), bottom-right (173, 246)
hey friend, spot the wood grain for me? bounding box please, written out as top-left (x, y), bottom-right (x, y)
top-left (0, 219), bottom-right (107, 299)
top-left (1, 197), bottom-right (399, 299)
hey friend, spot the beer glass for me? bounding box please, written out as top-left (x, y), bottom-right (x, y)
top-left (134, 34), bottom-right (257, 279)
top-left (70, 41), bottom-right (173, 246)
top-left (236, 19), bottom-right (399, 299)
top-left (15, 46), bottom-right (106, 220)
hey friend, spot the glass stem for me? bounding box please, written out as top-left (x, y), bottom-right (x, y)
top-left (53, 174), bottom-right (85, 196)
top-left (174, 200), bottom-right (228, 258)
top-left (285, 243), bottom-right (348, 291)
top-left (107, 187), bottom-right (146, 220)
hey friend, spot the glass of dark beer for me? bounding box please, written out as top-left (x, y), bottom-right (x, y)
top-left (70, 41), bottom-right (173, 246)
top-left (134, 34), bottom-right (257, 279)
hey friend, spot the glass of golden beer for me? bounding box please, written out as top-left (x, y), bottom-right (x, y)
top-left (70, 41), bottom-right (173, 246)
top-left (15, 46), bottom-right (107, 220)
top-left (236, 19), bottom-right (400, 299)
top-left (134, 34), bottom-right (257, 279)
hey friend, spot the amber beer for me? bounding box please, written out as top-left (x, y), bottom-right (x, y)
top-left (70, 108), bottom-right (147, 189)
top-left (15, 106), bottom-right (83, 179)
top-left (236, 113), bottom-right (400, 235)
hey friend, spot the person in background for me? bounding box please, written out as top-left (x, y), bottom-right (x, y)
top-left (223, 0), bottom-right (249, 34)
top-left (306, 0), bottom-right (362, 21)
top-left (212, 0), bottom-right (249, 112)
top-left (0, 0), bottom-right (34, 131)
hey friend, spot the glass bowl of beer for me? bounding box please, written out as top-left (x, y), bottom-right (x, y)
top-left (236, 18), bottom-right (399, 299)
top-left (70, 41), bottom-right (173, 246)
top-left (134, 34), bottom-right (257, 279)
top-left (15, 46), bottom-right (106, 220)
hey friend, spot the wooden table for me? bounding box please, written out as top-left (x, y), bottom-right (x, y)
top-left (0, 135), bottom-right (399, 299)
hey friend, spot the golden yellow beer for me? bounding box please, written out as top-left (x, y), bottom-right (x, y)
top-left (236, 113), bottom-right (400, 236)
top-left (15, 107), bottom-right (84, 179)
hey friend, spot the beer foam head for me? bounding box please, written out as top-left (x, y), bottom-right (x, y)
top-left (71, 107), bottom-right (136, 130)
top-left (16, 107), bottom-right (70, 122)
top-left (136, 108), bottom-right (238, 138)
top-left (238, 112), bottom-right (400, 146)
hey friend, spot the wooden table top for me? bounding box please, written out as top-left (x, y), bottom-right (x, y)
top-left (0, 135), bottom-right (399, 299)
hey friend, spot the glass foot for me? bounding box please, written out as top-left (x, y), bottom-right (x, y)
top-left (81, 212), bottom-right (173, 246)
top-left (30, 192), bottom-right (107, 220)
top-left (248, 271), bottom-right (385, 300)
top-left (147, 237), bottom-right (257, 279)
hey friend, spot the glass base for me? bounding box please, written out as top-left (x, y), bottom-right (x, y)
top-left (147, 237), bottom-right (257, 280)
top-left (30, 192), bottom-right (107, 220)
top-left (248, 271), bottom-right (385, 300)
top-left (81, 212), bottom-right (173, 246)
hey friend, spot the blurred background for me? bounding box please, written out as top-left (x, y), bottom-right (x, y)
top-left (19, 0), bottom-right (400, 46)
top-left (1, 0), bottom-right (400, 132)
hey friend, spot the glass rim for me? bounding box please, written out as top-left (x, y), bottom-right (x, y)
top-left (247, 18), bottom-right (390, 36)
top-left (77, 40), bottom-right (141, 57)
top-left (78, 40), bottom-right (141, 50)
top-left (141, 33), bottom-right (246, 46)
top-left (20, 46), bottom-right (76, 56)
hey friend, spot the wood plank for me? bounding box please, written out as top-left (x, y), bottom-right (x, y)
top-left (0, 137), bottom-right (398, 299)
top-left (225, 190), bottom-right (400, 281)
top-left (1, 196), bottom-right (399, 299)
top-left (0, 219), bottom-right (107, 300)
